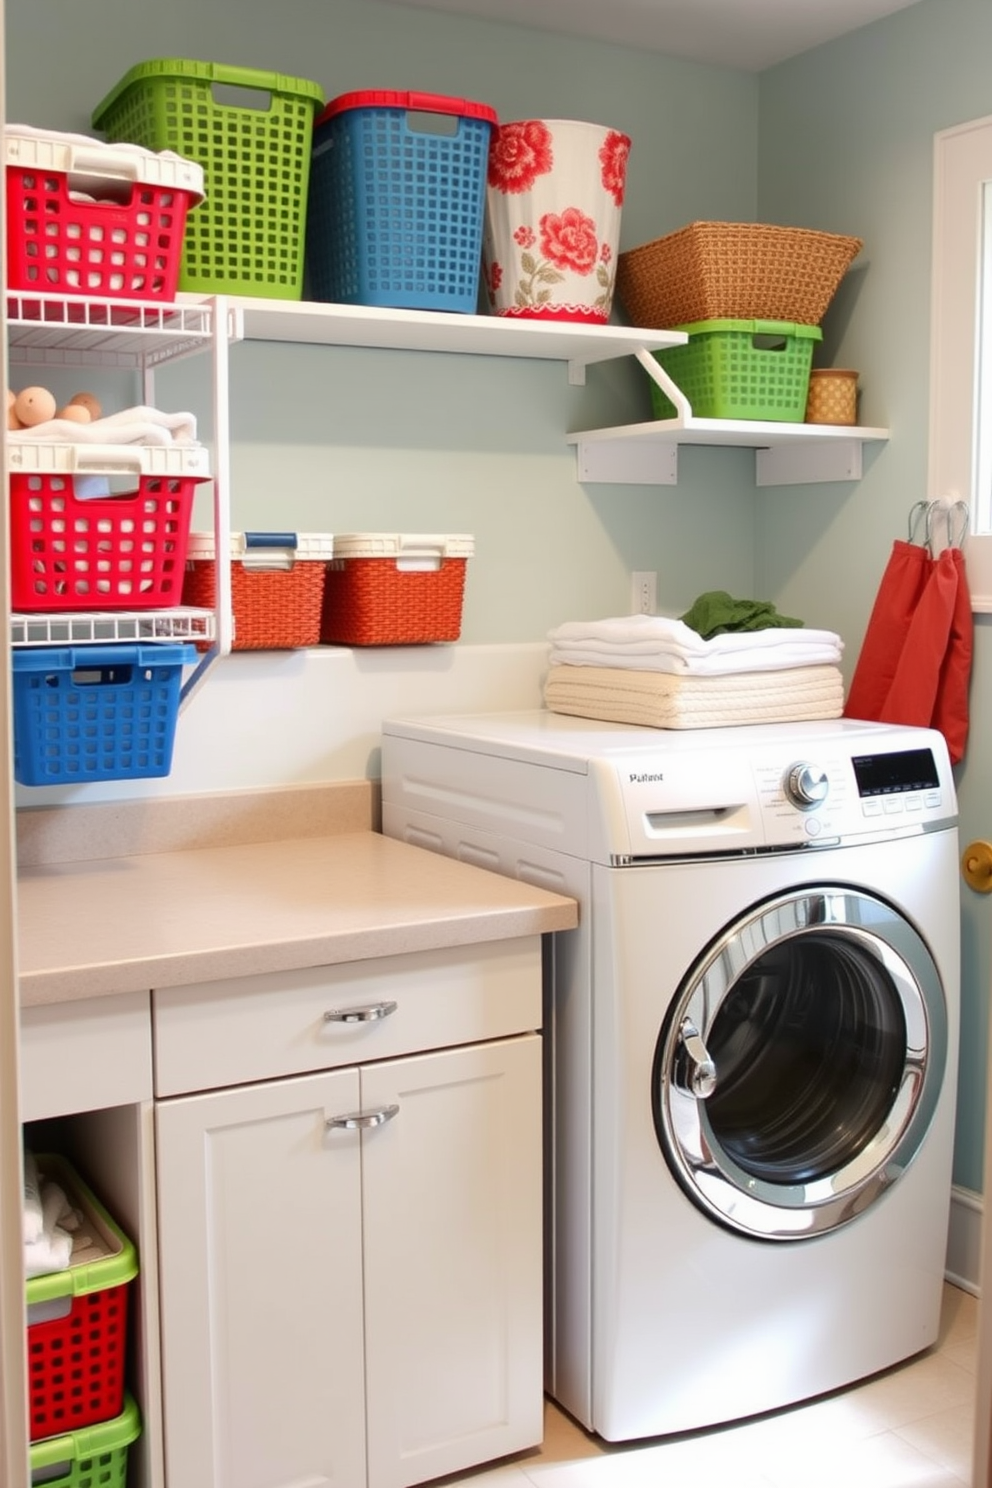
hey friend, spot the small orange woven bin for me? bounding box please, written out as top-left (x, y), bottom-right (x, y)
top-left (182, 532), bottom-right (334, 650)
top-left (616, 221), bottom-right (863, 329)
top-left (321, 533), bottom-right (474, 646)
top-left (805, 368), bottom-right (859, 425)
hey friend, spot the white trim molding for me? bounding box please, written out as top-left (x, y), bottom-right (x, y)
top-left (947, 1183), bottom-right (983, 1295)
top-left (930, 113), bottom-right (992, 606)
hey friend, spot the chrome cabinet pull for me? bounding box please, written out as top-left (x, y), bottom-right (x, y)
top-left (323, 1000), bottom-right (398, 1024)
top-left (674, 1018), bottom-right (717, 1099)
top-left (326, 1104), bottom-right (400, 1131)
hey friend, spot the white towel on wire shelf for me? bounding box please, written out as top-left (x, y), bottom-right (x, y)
top-left (11, 405), bottom-right (199, 447)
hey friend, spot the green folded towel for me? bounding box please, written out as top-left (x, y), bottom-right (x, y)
top-left (680, 590), bottom-right (803, 639)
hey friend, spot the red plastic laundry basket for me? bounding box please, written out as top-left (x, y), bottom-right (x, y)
top-left (26, 1156), bottom-right (139, 1442)
top-left (5, 127), bottom-right (203, 303)
top-left (9, 456), bottom-right (207, 611)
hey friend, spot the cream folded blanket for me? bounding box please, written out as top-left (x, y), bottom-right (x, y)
top-left (548, 614), bottom-right (843, 676)
top-left (544, 663), bottom-right (845, 730)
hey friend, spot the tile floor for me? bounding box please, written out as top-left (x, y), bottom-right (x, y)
top-left (436, 1283), bottom-right (979, 1488)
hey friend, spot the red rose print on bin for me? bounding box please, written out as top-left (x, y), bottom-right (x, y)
top-left (495, 205), bottom-right (617, 314)
top-left (599, 130), bottom-right (630, 206)
top-left (541, 208), bottom-right (599, 274)
top-left (488, 120), bottom-right (554, 193)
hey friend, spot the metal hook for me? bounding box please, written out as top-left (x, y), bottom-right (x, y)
top-left (908, 500), bottom-right (936, 549)
top-left (944, 499), bottom-right (969, 550)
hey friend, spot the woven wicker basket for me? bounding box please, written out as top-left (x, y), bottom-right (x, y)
top-left (616, 222), bottom-right (863, 329)
top-left (805, 368), bottom-right (859, 425)
top-left (320, 533), bottom-right (473, 646)
top-left (182, 533), bottom-right (333, 650)
top-left (321, 558), bottom-right (468, 645)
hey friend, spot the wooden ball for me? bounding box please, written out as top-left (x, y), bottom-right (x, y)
top-left (14, 386), bottom-right (57, 427)
top-left (68, 391), bottom-right (102, 421)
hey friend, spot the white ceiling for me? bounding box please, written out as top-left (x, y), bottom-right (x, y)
top-left (387, 0), bottom-right (923, 72)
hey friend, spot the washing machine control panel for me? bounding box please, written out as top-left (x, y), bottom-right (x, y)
top-left (750, 739), bottom-right (950, 850)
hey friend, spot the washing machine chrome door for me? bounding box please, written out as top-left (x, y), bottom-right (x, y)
top-left (652, 885), bottom-right (947, 1241)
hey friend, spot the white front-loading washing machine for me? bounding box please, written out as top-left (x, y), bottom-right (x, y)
top-left (380, 710), bottom-right (960, 1443)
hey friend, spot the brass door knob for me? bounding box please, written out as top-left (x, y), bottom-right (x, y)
top-left (962, 840), bottom-right (992, 893)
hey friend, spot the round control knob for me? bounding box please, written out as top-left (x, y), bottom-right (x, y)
top-left (785, 761), bottom-right (829, 809)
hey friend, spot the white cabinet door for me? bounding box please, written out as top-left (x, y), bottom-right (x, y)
top-left (155, 1068), bottom-right (367, 1488)
top-left (362, 1034), bottom-right (543, 1488)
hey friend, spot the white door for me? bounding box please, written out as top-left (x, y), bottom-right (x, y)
top-left (362, 1034), bottom-right (543, 1488)
top-left (156, 1068), bottom-right (367, 1488)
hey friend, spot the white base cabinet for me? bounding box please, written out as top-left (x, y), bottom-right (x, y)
top-left (153, 942), bottom-right (544, 1488)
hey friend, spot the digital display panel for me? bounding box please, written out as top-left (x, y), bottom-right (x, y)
top-left (851, 748), bottom-right (939, 798)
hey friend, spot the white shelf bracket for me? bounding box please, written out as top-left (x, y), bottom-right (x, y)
top-left (567, 359), bottom-right (587, 386)
top-left (571, 344), bottom-right (685, 482)
top-left (756, 438), bottom-right (865, 486)
top-left (574, 437), bottom-right (678, 484)
top-left (633, 345), bottom-right (693, 419)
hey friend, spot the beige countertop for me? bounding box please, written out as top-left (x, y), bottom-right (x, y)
top-left (17, 830), bottom-right (578, 1008)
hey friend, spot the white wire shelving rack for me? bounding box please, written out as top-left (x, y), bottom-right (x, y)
top-left (5, 292), bottom-right (238, 707)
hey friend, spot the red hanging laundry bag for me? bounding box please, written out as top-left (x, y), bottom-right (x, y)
top-left (844, 500), bottom-right (972, 764)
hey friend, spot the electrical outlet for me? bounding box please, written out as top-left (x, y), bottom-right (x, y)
top-left (631, 570), bottom-right (657, 615)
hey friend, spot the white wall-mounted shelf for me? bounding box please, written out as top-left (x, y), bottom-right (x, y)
top-left (567, 345), bottom-right (890, 486)
top-left (213, 295), bottom-right (687, 385)
top-left (213, 297), bottom-right (888, 486)
top-left (568, 415), bottom-right (891, 486)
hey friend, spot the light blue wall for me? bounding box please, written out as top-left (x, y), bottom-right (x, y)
top-left (759, 0), bottom-right (992, 1191)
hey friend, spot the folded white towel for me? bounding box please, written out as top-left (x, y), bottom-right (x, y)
top-left (23, 1163), bottom-right (84, 1280)
top-left (40, 1181), bottom-right (76, 1236)
top-left (24, 1230), bottom-right (73, 1279)
top-left (12, 405), bottom-right (198, 447)
top-left (549, 640), bottom-right (844, 676)
top-left (548, 614), bottom-right (842, 654)
top-left (547, 615), bottom-right (843, 676)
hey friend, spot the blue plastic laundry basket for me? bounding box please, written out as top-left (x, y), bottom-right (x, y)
top-left (306, 89), bottom-right (497, 313)
top-left (12, 643), bottom-right (196, 786)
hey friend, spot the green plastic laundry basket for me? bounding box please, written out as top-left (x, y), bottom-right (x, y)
top-left (648, 318), bottom-right (822, 422)
top-left (92, 58), bottom-right (324, 299)
top-left (30, 1394), bottom-right (141, 1488)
